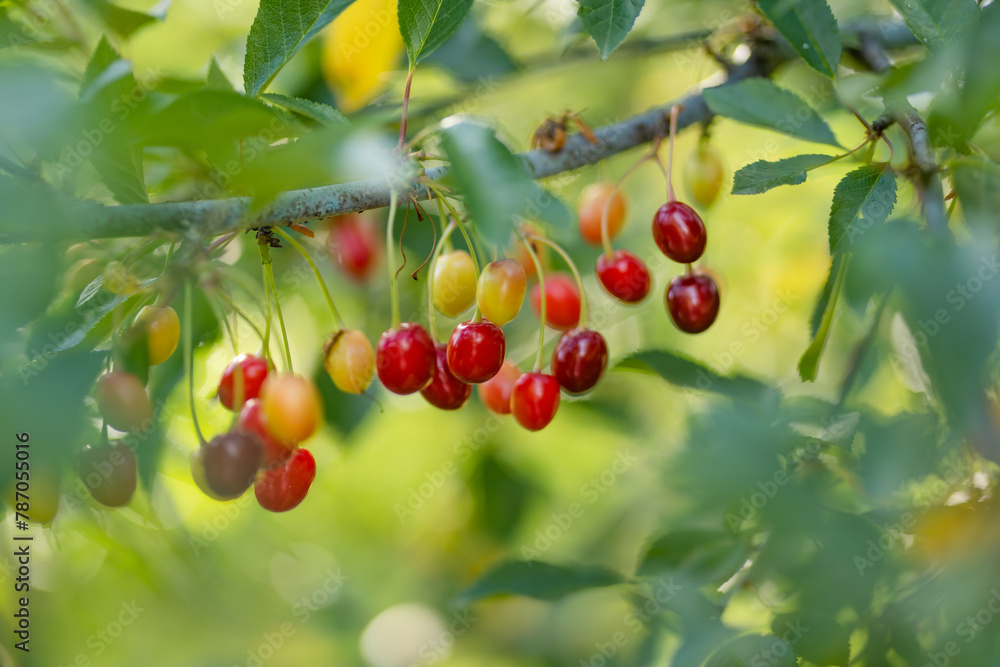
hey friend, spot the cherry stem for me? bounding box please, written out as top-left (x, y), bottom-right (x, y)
top-left (386, 189), bottom-right (402, 328)
top-left (397, 66), bottom-right (415, 151)
top-left (666, 105), bottom-right (681, 202)
top-left (600, 138), bottom-right (662, 258)
top-left (273, 226), bottom-right (345, 329)
top-left (427, 219), bottom-right (458, 342)
top-left (519, 232), bottom-right (547, 373)
top-left (265, 261), bottom-right (292, 373)
top-left (527, 234), bottom-right (588, 327)
top-left (184, 280), bottom-right (206, 445)
top-left (432, 187), bottom-right (483, 322)
top-left (257, 245), bottom-right (273, 363)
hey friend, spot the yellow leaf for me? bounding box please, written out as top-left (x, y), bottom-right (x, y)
top-left (322, 0), bottom-right (404, 113)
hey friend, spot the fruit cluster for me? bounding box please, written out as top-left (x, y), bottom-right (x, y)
top-left (581, 109), bottom-right (723, 334)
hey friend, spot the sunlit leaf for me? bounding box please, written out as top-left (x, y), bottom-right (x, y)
top-left (261, 92), bottom-right (348, 127)
top-left (397, 0), bottom-right (473, 64)
top-left (827, 163), bottom-right (896, 255)
top-left (577, 0), bottom-right (645, 60)
top-left (758, 0), bottom-right (841, 77)
top-left (731, 154), bottom-right (833, 195)
top-left (704, 79), bottom-right (840, 147)
top-left (244, 0), bottom-right (358, 97)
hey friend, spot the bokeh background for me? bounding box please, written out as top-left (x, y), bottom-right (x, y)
top-left (3, 0), bottom-right (1000, 665)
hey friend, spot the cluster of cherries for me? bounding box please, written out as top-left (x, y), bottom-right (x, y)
top-left (578, 115), bottom-right (723, 334)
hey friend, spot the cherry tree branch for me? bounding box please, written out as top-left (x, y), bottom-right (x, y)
top-left (19, 19), bottom-right (919, 242)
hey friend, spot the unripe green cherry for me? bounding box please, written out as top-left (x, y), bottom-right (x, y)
top-left (433, 250), bottom-right (477, 317)
top-left (134, 305), bottom-right (180, 365)
top-left (476, 259), bottom-right (526, 326)
top-left (96, 371), bottom-right (153, 432)
top-left (324, 329), bottom-right (375, 394)
top-left (102, 260), bottom-right (140, 295)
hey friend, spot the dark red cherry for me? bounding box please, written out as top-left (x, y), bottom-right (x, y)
top-left (666, 273), bottom-right (720, 333)
top-left (237, 398), bottom-right (293, 468)
top-left (652, 201), bottom-right (706, 263)
top-left (530, 273), bottom-right (581, 330)
top-left (551, 329), bottom-right (609, 395)
top-left (77, 442), bottom-right (137, 507)
top-left (218, 354), bottom-right (271, 411)
top-left (376, 322), bottom-right (436, 394)
top-left (421, 344), bottom-right (473, 410)
top-left (446, 320), bottom-right (505, 384)
top-left (510, 372), bottom-right (561, 431)
top-left (254, 447), bottom-right (316, 513)
top-left (201, 431), bottom-right (264, 499)
top-left (596, 250), bottom-right (651, 303)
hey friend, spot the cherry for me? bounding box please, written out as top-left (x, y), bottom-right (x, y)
top-left (685, 143), bottom-right (725, 208)
top-left (478, 361), bottom-right (521, 415)
top-left (255, 447), bottom-right (316, 512)
top-left (133, 305), bottom-right (180, 366)
top-left (238, 399), bottom-right (293, 467)
top-left (218, 354), bottom-right (271, 411)
top-left (509, 234), bottom-right (543, 278)
top-left (96, 371), bottom-right (152, 432)
top-left (447, 320), bottom-right (506, 384)
top-left (324, 329), bottom-right (375, 394)
top-left (102, 260), bottom-right (139, 295)
top-left (421, 344), bottom-right (473, 410)
top-left (66, 258), bottom-right (102, 291)
top-left (376, 322), bottom-right (436, 394)
top-left (77, 442), bottom-right (137, 507)
top-left (5, 464), bottom-right (59, 524)
top-left (530, 273), bottom-right (581, 330)
top-left (596, 250), bottom-right (651, 303)
top-left (510, 372), bottom-right (561, 431)
top-left (200, 431), bottom-right (264, 499)
top-left (652, 201), bottom-right (707, 263)
top-left (433, 250), bottom-right (477, 317)
top-left (578, 182), bottom-right (627, 246)
top-left (666, 273), bottom-right (720, 334)
top-left (259, 373), bottom-right (323, 445)
top-left (328, 213), bottom-right (379, 281)
top-left (477, 259), bottom-right (526, 326)
top-left (552, 329), bottom-right (609, 395)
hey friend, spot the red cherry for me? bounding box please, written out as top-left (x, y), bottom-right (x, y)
top-left (218, 354), bottom-right (271, 411)
top-left (478, 361), bottom-right (521, 415)
top-left (237, 399), bottom-right (293, 468)
top-left (446, 320), bottom-right (506, 384)
top-left (421, 344), bottom-right (473, 410)
top-left (530, 273), bottom-right (581, 330)
top-left (666, 273), bottom-right (720, 333)
top-left (201, 431), bottom-right (264, 499)
top-left (551, 329), bottom-right (609, 395)
top-left (328, 213), bottom-right (379, 281)
top-left (376, 322), bottom-right (436, 394)
top-left (652, 201), bottom-right (706, 263)
top-left (511, 372), bottom-right (561, 431)
top-left (596, 250), bottom-right (651, 303)
top-left (254, 447), bottom-right (316, 513)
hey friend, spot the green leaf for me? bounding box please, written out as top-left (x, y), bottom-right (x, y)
top-left (731, 154), bottom-right (833, 195)
top-left (638, 529), bottom-right (747, 584)
top-left (798, 255), bottom-right (847, 382)
top-left (398, 0), bottom-right (474, 65)
top-left (243, 0), bottom-right (357, 97)
top-left (577, 0), bottom-right (645, 60)
top-left (80, 37), bottom-right (148, 204)
top-left (424, 16), bottom-right (517, 83)
top-left (827, 163), bottom-right (897, 255)
top-left (439, 120), bottom-right (572, 249)
top-left (886, 0), bottom-right (977, 49)
top-left (453, 560), bottom-right (625, 605)
top-left (952, 157), bottom-right (1000, 234)
top-left (260, 92), bottom-right (348, 127)
top-left (616, 349), bottom-right (773, 403)
top-left (704, 79), bottom-right (840, 147)
top-left (757, 0), bottom-right (841, 77)
top-left (85, 0), bottom-right (170, 39)
top-left (205, 57), bottom-right (235, 91)
top-left (808, 254), bottom-right (841, 337)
